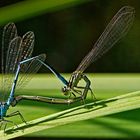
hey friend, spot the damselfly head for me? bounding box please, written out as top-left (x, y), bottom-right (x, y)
top-left (61, 86), bottom-right (70, 96)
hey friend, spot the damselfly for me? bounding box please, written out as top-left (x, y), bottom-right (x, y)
top-left (14, 6), bottom-right (135, 104)
top-left (0, 23), bottom-right (46, 131)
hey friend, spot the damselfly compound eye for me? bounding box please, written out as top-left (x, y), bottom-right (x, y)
top-left (62, 86), bottom-right (70, 96)
top-left (62, 86), bottom-right (67, 92)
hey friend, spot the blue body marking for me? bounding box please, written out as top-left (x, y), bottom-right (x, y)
top-left (38, 59), bottom-right (68, 86)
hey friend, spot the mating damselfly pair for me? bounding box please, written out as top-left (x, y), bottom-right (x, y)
top-left (0, 6), bottom-right (135, 131)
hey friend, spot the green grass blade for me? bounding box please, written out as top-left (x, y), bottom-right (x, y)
top-left (1, 90), bottom-right (140, 139)
top-left (0, 0), bottom-right (92, 25)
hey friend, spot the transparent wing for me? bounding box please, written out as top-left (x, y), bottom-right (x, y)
top-left (17, 54), bottom-right (46, 89)
top-left (18, 31), bottom-right (34, 63)
top-left (0, 23), bottom-right (17, 101)
top-left (1, 29), bottom-right (35, 101)
top-left (1, 23), bottom-right (17, 74)
top-left (2, 37), bottom-right (22, 101)
top-left (76, 6), bottom-right (135, 73)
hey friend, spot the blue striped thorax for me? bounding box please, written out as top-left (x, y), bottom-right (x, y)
top-left (0, 102), bottom-right (9, 118)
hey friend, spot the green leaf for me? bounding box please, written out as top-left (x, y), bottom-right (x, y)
top-left (0, 0), bottom-right (92, 25)
top-left (1, 90), bottom-right (140, 139)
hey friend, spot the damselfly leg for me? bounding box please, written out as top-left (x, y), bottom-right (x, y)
top-left (62, 72), bottom-right (95, 104)
top-left (6, 111), bottom-right (27, 124)
top-left (0, 110), bottom-right (26, 132)
top-left (0, 119), bottom-right (18, 132)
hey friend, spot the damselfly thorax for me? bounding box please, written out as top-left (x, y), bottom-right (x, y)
top-left (62, 71), bottom-right (92, 98)
top-left (0, 102), bottom-right (8, 118)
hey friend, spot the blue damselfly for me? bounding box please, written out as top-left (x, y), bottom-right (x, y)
top-left (0, 23), bottom-right (46, 131)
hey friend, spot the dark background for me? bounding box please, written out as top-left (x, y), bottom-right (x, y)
top-left (0, 0), bottom-right (140, 73)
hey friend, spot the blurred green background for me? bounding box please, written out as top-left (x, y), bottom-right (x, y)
top-left (0, 0), bottom-right (140, 139)
top-left (0, 0), bottom-right (140, 73)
